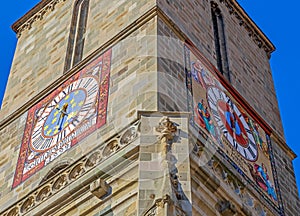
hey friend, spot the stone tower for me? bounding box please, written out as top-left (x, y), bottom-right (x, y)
top-left (0, 0), bottom-right (299, 215)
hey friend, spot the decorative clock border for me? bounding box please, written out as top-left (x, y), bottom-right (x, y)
top-left (12, 48), bottom-right (112, 188)
top-left (184, 43), bottom-right (284, 215)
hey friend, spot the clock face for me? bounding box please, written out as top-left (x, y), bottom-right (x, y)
top-left (30, 76), bottom-right (99, 151)
top-left (207, 86), bottom-right (258, 161)
top-left (13, 49), bottom-right (112, 189)
top-left (186, 47), bottom-right (280, 208)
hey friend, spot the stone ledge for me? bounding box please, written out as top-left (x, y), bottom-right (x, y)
top-left (0, 120), bottom-right (140, 215)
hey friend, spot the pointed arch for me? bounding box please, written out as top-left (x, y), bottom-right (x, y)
top-left (39, 161), bottom-right (70, 184)
top-left (64, 0), bottom-right (90, 72)
top-left (211, 2), bottom-right (230, 82)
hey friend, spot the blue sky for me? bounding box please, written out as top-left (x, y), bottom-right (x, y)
top-left (237, 0), bottom-right (300, 192)
top-left (1, 1), bottom-right (299, 192)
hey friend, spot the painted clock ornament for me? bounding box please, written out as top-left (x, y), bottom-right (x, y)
top-left (206, 86), bottom-right (258, 161)
top-left (31, 76), bottom-right (99, 151)
top-left (185, 45), bottom-right (281, 210)
top-left (13, 49), bottom-right (112, 188)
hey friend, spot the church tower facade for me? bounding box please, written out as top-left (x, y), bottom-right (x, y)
top-left (0, 0), bottom-right (299, 215)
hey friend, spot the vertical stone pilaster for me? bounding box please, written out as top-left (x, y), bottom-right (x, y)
top-left (137, 112), bottom-right (192, 216)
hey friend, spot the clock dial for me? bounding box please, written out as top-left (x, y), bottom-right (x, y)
top-left (207, 86), bottom-right (258, 161)
top-left (30, 76), bottom-right (99, 151)
top-left (13, 49), bottom-right (112, 189)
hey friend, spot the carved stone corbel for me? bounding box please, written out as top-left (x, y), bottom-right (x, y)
top-left (216, 200), bottom-right (237, 216)
top-left (143, 195), bottom-right (171, 216)
top-left (155, 194), bottom-right (171, 208)
top-left (90, 178), bottom-right (110, 199)
top-left (155, 116), bottom-right (178, 156)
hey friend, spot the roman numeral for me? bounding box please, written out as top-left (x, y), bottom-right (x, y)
top-left (32, 125), bottom-right (43, 139)
top-left (226, 97), bottom-right (231, 104)
top-left (248, 138), bottom-right (257, 149)
top-left (218, 90), bottom-right (225, 100)
top-left (246, 128), bottom-right (252, 133)
top-left (83, 78), bottom-right (94, 88)
top-left (233, 139), bottom-right (238, 149)
top-left (243, 149), bottom-right (249, 159)
top-left (81, 102), bottom-right (93, 112)
top-left (87, 84), bottom-right (98, 96)
top-left (208, 93), bottom-right (216, 103)
top-left (56, 130), bottom-right (66, 143)
top-left (211, 108), bottom-right (219, 117)
top-left (70, 118), bottom-right (80, 128)
top-left (211, 109), bottom-right (222, 123)
top-left (48, 99), bottom-right (59, 110)
top-left (67, 83), bottom-right (74, 93)
top-left (62, 90), bottom-right (68, 96)
top-left (212, 89), bottom-right (219, 100)
top-left (41, 138), bottom-right (53, 149)
top-left (76, 79), bottom-right (83, 89)
top-left (32, 135), bottom-right (45, 149)
top-left (219, 124), bottom-right (227, 133)
top-left (247, 145), bottom-right (257, 159)
top-left (38, 115), bottom-right (48, 122)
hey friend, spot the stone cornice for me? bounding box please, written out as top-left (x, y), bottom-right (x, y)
top-left (3, 3), bottom-right (293, 162)
top-left (218, 0), bottom-right (275, 58)
top-left (190, 138), bottom-right (280, 215)
top-left (0, 5), bottom-right (158, 130)
top-left (12, 0), bottom-right (67, 37)
top-left (271, 132), bottom-right (297, 160)
top-left (0, 120), bottom-right (140, 215)
top-left (12, 0), bottom-right (276, 59)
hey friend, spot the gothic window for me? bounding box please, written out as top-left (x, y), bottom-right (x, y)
top-left (64, 0), bottom-right (90, 72)
top-left (211, 2), bottom-right (230, 82)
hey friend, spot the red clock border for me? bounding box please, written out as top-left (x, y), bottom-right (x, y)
top-left (12, 48), bottom-right (112, 188)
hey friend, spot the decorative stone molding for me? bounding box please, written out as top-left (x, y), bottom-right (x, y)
top-left (143, 194), bottom-right (188, 216)
top-left (36, 186), bottom-right (51, 202)
top-left (12, 0), bottom-right (67, 38)
top-left (156, 117), bottom-right (178, 140)
top-left (155, 194), bottom-right (171, 208)
top-left (155, 116), bottom-right (178, 156)
top-left (154, 116), bottom-right (191, 215)
top-left (143, 195), bottom-right (171, 216)
top-left (216, 0), bottom-right (275, 58)
top-left (90, 178), bottom-right (110, 199)
top-left (216, 200), bottom-right (237, 216)
top-left (192, 140), bottom-right (274, 216)
top-left (1, 120), bottom-right (140, 216)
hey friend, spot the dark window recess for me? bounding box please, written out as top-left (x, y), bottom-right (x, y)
top-left (64, 0), bottom-right (90, 72)
top-left (211, 2), bottom-right (230, 82)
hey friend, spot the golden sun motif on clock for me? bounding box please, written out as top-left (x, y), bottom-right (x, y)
top-left (30, 76), bottom-right (99, 151)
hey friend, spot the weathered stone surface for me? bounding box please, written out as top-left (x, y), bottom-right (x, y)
top-left (0, 0), bottom-right (298, 215)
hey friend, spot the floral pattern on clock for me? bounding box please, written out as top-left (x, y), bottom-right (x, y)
top-left (13, 49), bottom-right (112, 188)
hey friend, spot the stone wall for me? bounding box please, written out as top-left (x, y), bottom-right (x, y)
top-left (271, 135), bottom-right (300, 216)
top-left (157, 0), bottom-right (284, 138)
top-left (156, 1), bottom-right (299, 214)
top-left (157, 17), bottom-right (187, 112)
top-left (1, 0), bottom-right (299, 215)
top-left (0, 15), bottom-right (158, 212)
top-left (1, 0), bottom-right (156, 120)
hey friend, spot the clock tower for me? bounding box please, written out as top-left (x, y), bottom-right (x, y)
top-left (0, 0), bottom-right (299, 215)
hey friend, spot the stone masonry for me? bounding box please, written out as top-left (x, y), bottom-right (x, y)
top-left (0, 0), bottom-right (299, 215)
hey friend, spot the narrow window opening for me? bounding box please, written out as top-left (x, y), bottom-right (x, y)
top-left (211, 2), bottom-right (230, 82)
top-left (64, 0), bottom-right (90, 72)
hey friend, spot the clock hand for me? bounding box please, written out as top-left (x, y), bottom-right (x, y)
top-left (57, 103), bottom-right (69, 130)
